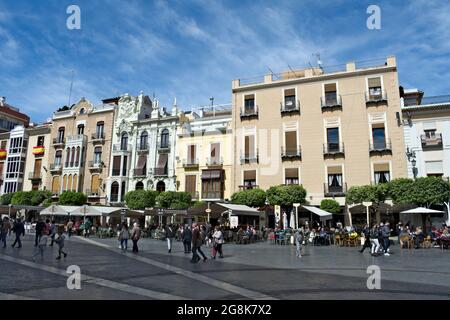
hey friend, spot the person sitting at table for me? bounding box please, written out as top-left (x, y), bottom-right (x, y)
top-left (413, 227), bottom-right (424, 249)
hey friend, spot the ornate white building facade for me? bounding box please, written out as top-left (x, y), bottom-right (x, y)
top-left (106, 92), bottom-right (179, 204)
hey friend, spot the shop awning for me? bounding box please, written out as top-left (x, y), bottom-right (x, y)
top-left (302, 205), bottom-right (333, 220)
top-left (201, 170), bottom-right (223, 180)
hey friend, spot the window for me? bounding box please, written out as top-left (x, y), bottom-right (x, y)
top-left (122, 156), bottom-right (128, 176)
top-left (243, 170), bottom-right (256, 189)
top-left (368, 77), bottom-right (382, 99)
top-left (372, 126), bottom-right (386, 149)
top-left (285, 131), bottom-right (297, 155)
top-left (185, 175), bottom-right (197, 198)
top-left (110, 182), bottom-right (119, 202)
top-left (57, 127), bottom-right (65, 142)
top-left (94, 147), bottom-right (102, 164)
top-left (160, 129), bottom-right (169, 148)
top-left (324, 83), bottom-right (338, 105)
top-left (121, 132), bottom-right (128, 150)
top-left (156, 181), bottom-right (165, 192)
top-left (373, 163), bottom-right (390, 184)
top-left (37, 136), bottom-right (45, 147)
top-left (284, 89), bottom-right (296, 110)
top-left (96, 122), bottom-right (104, 139)
top-left (62, 175), bottom-right (67, 191)
top-left (326, 128), bottom-right (340, 151)
top-left (79, 108), bottom-right (85, 115)
top-left (135, 181), bottom-right (144, 190)
top-left (425, 161), bottom-right (443, 177)
top-left (77, 124), bottom-right (84, 135)
top-left (68, 175), bottom-right (72, 191)
top-left (424, 129), bottom-right (436, 139)
top-left (91, 175), bottom-right (100, 194)
top-left (201, 170), bottom-right (223, 199)
top-left (244, 95), bottom-right (255, 114)
top-left (73, 174), bottom-right (78, 192)
top-left (285, 168), bottom-right (299, 185)
top-left (9, 137), bottom-right (22, 154)
top-left (55, 150), bottom-right (62, 165)
top-left (75, 147), bottom-right (80, 166)
top-left (121, 181), bottom-right (126, 201)
top-left (65, 148), bottom-right (70, 167)
top-left (52, 176), bottom-right (60, 195)
top-left (210, 143), bottom-right (220, 164)
top-left (187, 145), bottom-right (196, 165)
top-left (244, 135), bottom-right (256, 159)
top-left (5, 156), bottom-right (24, 179)
top-left (135, 154), bottom-right (147, 175)
top-left (112, 156), bottom-right (121, 176)
top-left (327, 166), bottom-right (343, 193)
top-left (140, 131), bottom-right (148, 150)
top-left (156, 154), bottom-right (168, 175)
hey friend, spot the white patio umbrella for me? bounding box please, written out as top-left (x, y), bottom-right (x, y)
top-left (289, 210), bottom-right (296, 229)
top-left (282, 211), bottom-right (287, 229)
top-left (400, 207), bottom-right (444, 214)
top-left (39, 204), bottom-right (69, 216)
top-left (70, 205), bottom-right (102, 218)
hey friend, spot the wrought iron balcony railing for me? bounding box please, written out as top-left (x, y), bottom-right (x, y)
top-left (324, 182), bottom-right (347, 197)
top-left (323, 143), bottom-right (345, 155)
top-left (281, 146), bottom-right (301, 159)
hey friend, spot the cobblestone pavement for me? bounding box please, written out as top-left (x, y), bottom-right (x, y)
top-left (1, 234), bottom-right (449, 300)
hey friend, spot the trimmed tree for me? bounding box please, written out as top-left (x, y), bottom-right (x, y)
top-left (231, 188), bottom-right (266, 208)
top-left (58, 191), bottom-right (87, 206)
top-left (156, 191), bottom-right (192, 209)
top-left (320, 199), bottom-right (341, 214)
top-left (30, 190), bottom-right (52, 206)
top-left (266, 185), bottom-right (307, 207)
top-left (125, 190), bottom-right (158, 210)
top-left (0, 193), bottom-right (14, 205)
top-left (11, 191), bottom-right (34, 205)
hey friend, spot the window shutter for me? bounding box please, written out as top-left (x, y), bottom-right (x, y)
top-left (368, 77), bottom-right (381, 88)
top-left (425, 161), bottom-right (443, 174)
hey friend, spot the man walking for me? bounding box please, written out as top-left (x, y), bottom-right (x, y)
top-left (11, 218), bottom-right (25, 248)
top-left (382, 222), bottom-right (392, 256)
top-left (294, 228), bottom-right (304, 258)
top-left (165, 224), bottom-right (176, 253)
top-left (131, 222), bottom-right (141, 253)
top-left (182, 224), bottom-right (192, 254)
top-left (191, 223), bottom-right (207, 263)
top-left (359, 224), bottom-right (371, 253)
top-left (67, 220), bottom-right (74, 238)
top-left (1, 217), bottom-right (11, 248)
top-left (49, 220), bottom-right (57, 246)
top-left (370, 224), bottom-right (380, 256)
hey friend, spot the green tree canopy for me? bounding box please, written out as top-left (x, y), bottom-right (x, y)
top-left (266, 185), bottom-right (307, 207)
top-left (125, 190), bottom-right (157, 210)
top-left (58, 191), bottom-right (87, 206)
top-left (30, 190), bottom-right (52, 206)
top-left (346, 184), bottom-right (388, 205)
top-left (385, 178), bottom-right (415, 205)
top-left (231, 188), bottom-right (266, 208)
top-left (0, 193), bottom-right (14, 205)
top-left (389, 177), bottom-right (450, 207)
top-left (320, 199), bottom-right (341, 214)
top-left (156, 191), bottom-right (192, 209)
top-left (11, 191), bottom-right (33, 206)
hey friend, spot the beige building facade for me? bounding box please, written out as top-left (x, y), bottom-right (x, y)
top-left (45, 97), bottom-right (117, 204)
top-left (175, 105), bottom-right (233, 202)
top-left (231, 56), bottom-right (408, 206)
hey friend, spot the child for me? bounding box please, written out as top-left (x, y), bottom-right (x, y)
top-left (55, 227), bottom-right (67, 260)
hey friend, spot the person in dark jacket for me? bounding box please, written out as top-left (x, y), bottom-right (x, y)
top-left (165, 224), bottom-right (176, 253)
top-left (182, 224), bottom-right (192, 254)
top-left (191, 223), bottom-right (207, 263)
top-left (34, 218), bottom-right (46, 246)
top-left (381, 222), bottom-right (392, 256)
top-left (11, 218), bottom-right (25, 248)
top-left (359, 224), bottom-right (371, 253)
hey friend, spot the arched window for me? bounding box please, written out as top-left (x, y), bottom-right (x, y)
top-left (58, 127), bottom-right (65, 143)
top-left (121, 132), bottom-right (128, 151)
top-left (136, 181), bottom-right (144, 190)
top-left (68, 175), bottom-right (73, 191)
top-left (65, 148), bottom-right (70, 167)
top-left (160, 129), bottom-right (169, 148)
top-left (156, 181), bottom-right (165, 192)
top-left (73, 174), bottom-right (78, 192)
top-left (52, 176), bottom-right (60, 194)
top-left (75, 146), bottom-right (80, 166)
top-left (62, 175), bottom-right (67, 191)
top-left (79, 108), bottom-right (85, 115)
top-left (70, 147), bottom-right (75, 167)
top-left (121, 181), bottom-right (126, 202)
top-left (140, 131), bottom-right (148, 150)
top-left (110, 182), bottom-right (119, 202)
top-left (77, 124), bottom-right (85, 135)
top-left (91, 175), bottom-right (100, 194)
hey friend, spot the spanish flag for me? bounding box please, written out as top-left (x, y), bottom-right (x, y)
top-left (0, 149), bottom-right (6, 159)
top-left (33, 146), bottom-right (45, 155)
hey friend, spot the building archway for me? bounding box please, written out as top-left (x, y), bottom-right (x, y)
top-left (136, 181), bottom-right (144, 190)
top-left (156, 181), bottom-right (165, 192)
top-left (110, 181), bottom-right (119, 202)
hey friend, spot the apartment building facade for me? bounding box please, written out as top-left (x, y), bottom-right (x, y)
top-left (23, 124), bottom-right (52, 191)
top-left (0, 97), bottom-right (30, 133)
top-left (106, 92), bottom-right (178, 204)
top-left (175, 105), bottom-right (233, 202)
top-left (45, 98), bottom-right (117, 204)
top-left (402, 89), bottom-right (450, 178)
top-left (231, 56), bottom-right (408, 206)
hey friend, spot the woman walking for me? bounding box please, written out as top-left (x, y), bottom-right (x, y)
top-left (131, 222), bottom-right (141, 253)
top-left (370, 224), bottom-right (380, 256)
top-left (118, 222), bottom-right (129, 251)
top-left (211, 226), bottom-right (224, 259)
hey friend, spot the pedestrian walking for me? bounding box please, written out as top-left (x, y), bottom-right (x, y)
top-left (55, 226), bottom-right (67, 260)
top-left (84, 218), bottom-right (92, 237)
top-left (191, 223), bottom-right (207, 263)
top-left (118, 222), bottom-right (129, 251)
top-left (359, 224), bottom-right (371, 253)
top-left (1, 217), bottom-right (12, 248)
top-left (211, 226), bottom-right (224, 259)
top-left (35, 218), bottom-right (46, 246)
top-left (33, 226), bottom-right (49, 260)
top-left (165, 224), bottom-right (176, 253)
top-left (11, 218), bottom-right (25, 248)
top-left (294, 227), bottom-right (304, 258)
top-left (370, 224), bottom-right (380, 256)
top-left (131, 222), bottom-right (141, 253)
top-left (67, 220), bottom-right (74, 238)
top-left (49, 220), bottom-right (57, 246)
top-left (382, 222), bottom-right (392, 256)
top-left (182, 224), bottom-right (192, 254)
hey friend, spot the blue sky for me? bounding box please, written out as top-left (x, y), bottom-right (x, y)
top-left (1, 0), bottom-right (449, 123)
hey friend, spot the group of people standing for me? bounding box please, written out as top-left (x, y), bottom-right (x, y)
top-left (359, 222), bottom-right (392, 256)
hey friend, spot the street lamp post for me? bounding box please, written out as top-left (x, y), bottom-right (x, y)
top-left (406, 147), bottom-right (418, 179)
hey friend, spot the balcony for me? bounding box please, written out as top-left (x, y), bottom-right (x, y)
top-left (151, 167), bottom-right (168, 177)
top-left (67, 134), bottom-right (87, 144)
top-left (369, 139), bottom-right (392, 154)
top-left (280, 100), bottom-right (300, 115)
top-left (137, 144), bottom-right (149, 153)
top-left (240, 105), bottom-right (259, 120)
top-left (133, 168), bottom-right (147, 177)
top-left (238, 184), bottom-right (258, 191)
top-left (88, 161), bottom-right (104, 171)
top-left (281, 146), bottom-right (301, 160)
top-left (202, 190), bottom-right (224, 200)
top-left (324, 183), bottom-right (347, 197)
top-left (52, 137), bottom-right (65, 148)
top-left (240, 151), bottom-right (259, 164)
top-left (49, 163), bottom-right (63, 173)
top-left (182, 158), bottom-right (199, 168)
top-left (91, 133), bottom-right (105, 144)
top-left (421, 133), bottom-right (443, 150)
top-left (321, 95), bottom-right (342, 109)
top-left (113, 143), bottom-right (132, 152)
top-left (365, 90), bottom-right (388, 104)
top-left (86, 189), bottom-right (101, 198)
top-left (323, 143), bottom-right (345, 156)
top-left (206, 157), bottom-right (224, 166)
top-left (32, 146), bottom-right (45, 156)
top-left (112, 169), bottom-right (121, 176)
top-left (28, 172), bottom-right (42, 181)
top-left (157, 143), bottom-right (170, 153)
